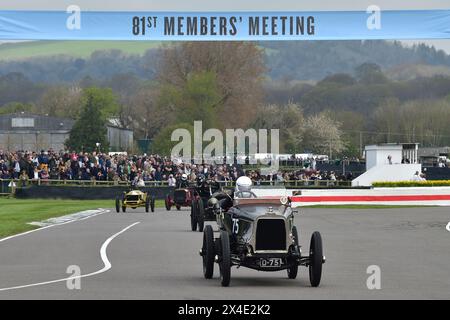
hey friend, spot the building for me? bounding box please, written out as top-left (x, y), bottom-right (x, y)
top-left (352, 143), bottom-right (421, 186)
top-left (107, 119), bottom-right (134, 152)
top-left (0, 113), bottom-right (133, 152)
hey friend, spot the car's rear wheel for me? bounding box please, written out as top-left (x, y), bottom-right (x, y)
top-left (197, 198), bottom-right (205, 232)
top-left (150, 196), bottom-right (155, 212)
top-left (115, 197), bottom-right (120, 213)
top-left (287, 226), bottom-right (299, 279)
top-left (309, 231), bottom-right (323, 287)
top-left (219, 230), bottom-right (231, 287)
top-left (190, 199), bottom-right (198, 231)
top-left (165, 195), bottom-right (171, 211)
top-left (145, 195), bottom-right (150, 213)
top-left (202, 225), bottom-right (215, 279)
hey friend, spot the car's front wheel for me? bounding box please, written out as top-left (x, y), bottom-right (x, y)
top-left (202, 225), bottom-right (215, 279)
top-left (150, 196), bottom-right (155, 212)
top-left (165, 195), bottom-right (171, 211)
top-left (197, 198), bottom-right (205, 232)
top-left (115, 197), bottom-right (120, 213)
top-left (219, 230), bottom-right (231, 287)
top-left (145, 195), bottom-right (150, 213)
top-left (309, 231), bottom-right (323, 287)
top-left (287, 226), bottom-right (299, 279)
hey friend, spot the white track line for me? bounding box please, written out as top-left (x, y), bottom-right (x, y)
top-left (0, 221), bottom-right (140, 292)
top-left (0, 209), bottom-right (108, 243)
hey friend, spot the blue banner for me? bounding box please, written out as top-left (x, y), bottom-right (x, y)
top-left (0, 10), bottom-right (449, 40)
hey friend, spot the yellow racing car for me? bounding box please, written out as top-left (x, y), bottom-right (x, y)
top-left (115, 189), bottom-right (155, 213)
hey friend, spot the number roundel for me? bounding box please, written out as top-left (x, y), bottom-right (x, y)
top-left (232, 218), bottom-right (239, 234)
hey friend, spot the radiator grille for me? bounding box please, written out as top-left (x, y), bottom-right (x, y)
top-left (126, 195), bottom-right (139, 201)
top-left (174, 190), bottom-right (187, 203)
top-left (255, 218), bottom-right (286, 251)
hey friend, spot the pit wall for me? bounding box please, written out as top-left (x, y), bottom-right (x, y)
top-left (252, 187), bottom-right (450, 206)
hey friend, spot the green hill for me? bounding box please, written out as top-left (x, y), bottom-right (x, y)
top-left (0, 41), bottom-right (161, 60)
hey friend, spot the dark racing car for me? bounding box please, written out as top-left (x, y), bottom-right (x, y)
top-left (199, 196), bottom-right (325, 287)
top-left (190, 176), bottom-right (222, 232)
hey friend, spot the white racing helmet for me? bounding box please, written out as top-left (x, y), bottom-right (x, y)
top-left (235, 176), bottom-right (253, 193)
top-left (181, 173), bottom-right (188, 181)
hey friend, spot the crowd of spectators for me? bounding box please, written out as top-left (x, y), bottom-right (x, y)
top-left (0, 149), bottom-right (357, 186)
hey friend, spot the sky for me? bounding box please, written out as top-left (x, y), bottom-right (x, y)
top-left (0, 0), bottom-right (449, 11)
top-left (0, 1), bottom-right (449, 53)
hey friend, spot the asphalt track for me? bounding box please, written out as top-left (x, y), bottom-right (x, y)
top-left (0, 206), bottom-right (449, 300)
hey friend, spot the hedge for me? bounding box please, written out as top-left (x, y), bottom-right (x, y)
top-left (373, 180), bottom-right (450, 187)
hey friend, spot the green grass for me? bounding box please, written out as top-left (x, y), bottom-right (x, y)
top-left (303, 204), bottom-right (433, 209)
top-left (0, 198), bottom-right (164, 238)
top-left (0, 41), bottom-right (163, 61)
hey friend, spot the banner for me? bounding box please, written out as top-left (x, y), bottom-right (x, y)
top-left (0, 9), bottom-right (449, 40)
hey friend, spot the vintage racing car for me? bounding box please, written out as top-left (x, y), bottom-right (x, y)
top-left (199, 196), bottom-right (325, 287)
top-left (115, 189), bottom-right (155, 213)
top-left (165, 188), bottom-right (196, 211)
top-left (190, 179), bottom-right (224, 232)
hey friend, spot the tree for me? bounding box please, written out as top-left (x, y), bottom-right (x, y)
top-left (156, 42), bottom-right (265, 129)
top-left (38, 86), bottom-right (82, 118)
top-left (252, 102), bottom-right (304, 153)
top-left (355, 62), bottom-right (387, 84)
top-left (65, 88), bottom-right (113, 152)
top-left (302, 112), bottom-right (346, 157)
top-left (152, 123), bottom-right (194, 156)
top-left (0, 102), bottom-right (35, 115)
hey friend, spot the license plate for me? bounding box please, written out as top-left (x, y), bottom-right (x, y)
top-left (259, 258), bottom-right (283, 268)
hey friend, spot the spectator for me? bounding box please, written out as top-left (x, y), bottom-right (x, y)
top-left (168, 174), bottom-right (176, 187)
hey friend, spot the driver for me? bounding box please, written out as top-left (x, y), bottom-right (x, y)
top-left (176, 173), bottom-right (190, 188)
top-left (234, 176), bottom-right (257, 199)
top-left (208, 176), bottom-right (257, 212)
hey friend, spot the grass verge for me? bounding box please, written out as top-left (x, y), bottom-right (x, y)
top-left (0, 198), bottom-right (164, 238)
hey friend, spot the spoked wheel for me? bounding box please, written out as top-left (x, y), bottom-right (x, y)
top-left (219, 230), bottom-right (231, 287)
top-left (165, 195), bottom-right (171, 211)
top-left (309, 231), bottom-right (323, 287)
top-left (202, 225), bottom-right (215, 279)
top-left (190, 199), bottom-right (198, 231)
top-left (287, 226), bottom-right (299, 279)
top-left (150, 196), bottom-right (155, 212)
top-left (197, 198), bottom-right (205, 232)
top-left (115, 197), bottom-right (120, 213)
top-left (145, 194), bottom-right (150, 213)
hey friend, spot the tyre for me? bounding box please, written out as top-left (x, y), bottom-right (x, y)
top-left (145, 195), bottom-right (150, 213)
top-left (190, 199), bottom-right (198, 231)
top-left (287, 226), bottom-right (299, 279)
top-left (197, 198), bottom-right (205, 232)
top-left (115, 197), bottom-right (120, 213)
top-left (122, 204), bottom-right (126, 213)
top-left (176, 205), bottom-right (181, 211)
top-left (202, 225), bottom-right (215, 279)
top-left (165, 195), bottom-right (171, 211)
top-left (150, 196), bottom-right (155, 212)
top-left (219, 230), bottom-right (231, 287)
top-left (309, 231), bottom-right (323, 287)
